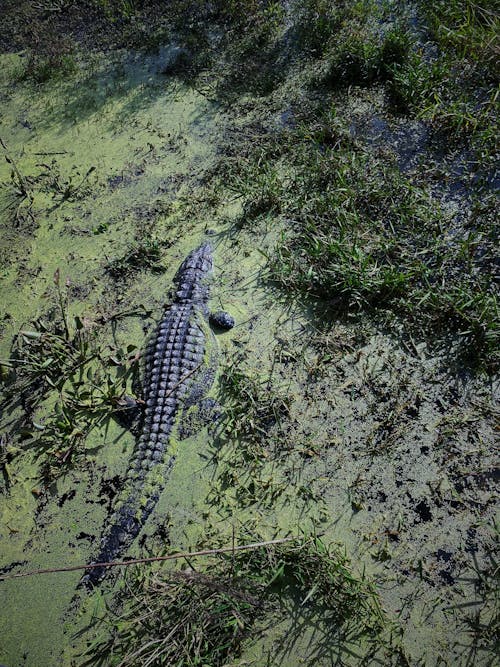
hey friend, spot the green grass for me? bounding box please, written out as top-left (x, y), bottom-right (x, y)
top-left (207, 356), bottom-right (295, 510)
top-left (221, 108), bottom-right (498, 369)
top-left (388, 0), bottom-right (499, 152)
top-left (80, 536), bottom-right (391, 666)
top-left (219, 355), bottom-right (291, 454)
top-left (315, 25), bottom-right (411, 89)
top-left (421, 0), bottom-right (498, 71)
top-left (292, 0), bottom-right (344, 55)
top-left (21, 28), bottom-right (77, 83)
top-left (1, 276), bottom-right (140, 482)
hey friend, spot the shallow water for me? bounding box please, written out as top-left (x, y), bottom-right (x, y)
top-left (0, 46), bottom-right (498, 667)
top-left (0, 48), bottom-right (224, 665)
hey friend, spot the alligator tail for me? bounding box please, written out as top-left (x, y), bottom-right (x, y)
top-left (80, 489), bottom-right (160, 588)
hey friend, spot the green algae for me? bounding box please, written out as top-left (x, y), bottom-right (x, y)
top-left (0, 48), bottom-right (217, 352)
top-left (0, 10), bottom-right (498, 666)
top-left (0, 47), bottom-right (224, 667)
top-left (0, 46), bottom-right (274, 666)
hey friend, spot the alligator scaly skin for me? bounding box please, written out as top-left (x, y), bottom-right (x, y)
top-left (82, 243), bottom-right (213, 587)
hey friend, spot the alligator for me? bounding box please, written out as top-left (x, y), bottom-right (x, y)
top-left (82, 242), bottom-right (230, 588)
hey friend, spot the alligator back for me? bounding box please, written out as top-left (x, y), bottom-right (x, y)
top-left (82, 243), bottom-right (213, 587)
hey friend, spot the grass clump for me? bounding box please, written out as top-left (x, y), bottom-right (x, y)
top-left (24, 50), bottom-right (77, 84)
top-left (421, 0), bottom-right (498, 73)
top-left (223, 111), bottom-right (498, 369)
top-left (219, 355), bottom-right (291, 454)
top-left (294, 0), bottom-right (412, 90)
top-left (22, 26), bottom-right (77, 83)
top-left (211, 1), bottom-right (288, 97)
top-left (0, 137), bottom-right (35, 228)
top-left (317, 26), bottom-right (411, 89)
top-left (93, 0), bottom-right (138, 20)
top-left (82, 563), bottom-right (264, 666)
top-left (388, 50), bottom-right (498, 149)
top-left (272, 537), bottom-right (385, 633)
top-left (208, 356), bottom-right (294, 510)
top-left (292, 0), bottom-right (344, 55)
top-left (80, 537), bottom-right (388, 666)
top-left (388, 0), bottom-right (499, 151)
top-left (2, 271), bottom-right (140, 482)
top-left (24, 336), bottom-right (138, 483)
top-left (105, 238), bottom-right (166, 279)
top-left (146, 0), bottom-right (288, 96)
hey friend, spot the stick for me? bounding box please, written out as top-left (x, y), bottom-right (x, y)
top-left (0, 537), bottom-right (296, 581)
top-left (33, 151), bottom-right (70, 156)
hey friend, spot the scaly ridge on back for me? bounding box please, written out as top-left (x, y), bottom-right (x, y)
top-left (81, 243), bottom-right (213, 588)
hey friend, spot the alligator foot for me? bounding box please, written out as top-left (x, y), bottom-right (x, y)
top-left (178, 397), bottom-right (222, 440)
top-left (113, 395), bottom-right (143, 435)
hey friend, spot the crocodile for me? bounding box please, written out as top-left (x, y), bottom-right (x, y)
top-left (82, 242), bottom-right (227, 588)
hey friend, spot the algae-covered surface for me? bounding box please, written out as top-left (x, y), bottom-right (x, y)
top-left (0, 47), bottom-right (228, 665)
top-left (0, 2), bottom-right (498, 666)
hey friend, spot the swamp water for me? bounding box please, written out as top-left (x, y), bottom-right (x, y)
top-left (0, 47), bottom-right (498, 666)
